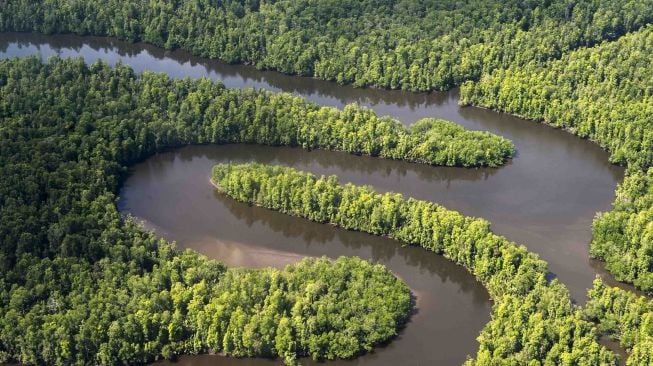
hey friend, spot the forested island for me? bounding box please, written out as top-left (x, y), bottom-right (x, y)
top-left (2, 0), bottom-right (653, 365)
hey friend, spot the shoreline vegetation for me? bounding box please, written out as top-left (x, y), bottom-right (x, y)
top-left (460, 25), bottom-right (653, 293)
top-left (2, 0), bottom-right (652, 91)
top-left (211, 162), bottom-right (619, 365)
top-left (211, 162), bottom-right (653, 364)
top-left (3, 0), bottom-right (651, 291)
top-left (458, 24), bottom-right (653, 365)
top-left (3, 36), bottom-right (646, 364)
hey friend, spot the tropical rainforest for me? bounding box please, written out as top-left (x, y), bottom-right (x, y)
top-left (0, 57), bottom-right (423, 365)
top-left (2, 0), bottom-right (653, 91)
top-left (585, 280), bottom-right (653, 365)
top-left (3, 0), bottom-right (653, 292)
top-left (2, 0), bottom-right (653, 364)
top-left (458, 20), bottom-right (653, 362)
top-left (461, 24), bottom-right (653, 293)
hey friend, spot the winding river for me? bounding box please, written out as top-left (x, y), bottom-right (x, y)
top-left (0, 32), bottom-right (630, 365)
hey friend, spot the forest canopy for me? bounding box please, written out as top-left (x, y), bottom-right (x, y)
top-left (1, 248), bottom-right (411, 365)
top-left (585, 280), bottom-right (653, 365)
top-left (461, 24), bottom-right (653, 293)
top-left (2, 0), bottom-right (653, 364)
top-left (2, 0), bottom-right (652, 295)
top-left (456, 21), bottom-right (653, 361)
top-left (2, 0), bottom-right (652, 91)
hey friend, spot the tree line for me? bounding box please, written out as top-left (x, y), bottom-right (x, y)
top-left (211, 162), bottom-right (619, 365)
top-left (2, 0), bottom-right (652, 91)
top-left (0, 57), bottom-right (418, 365)
top-left (460, 24), bottom-right (653, 293)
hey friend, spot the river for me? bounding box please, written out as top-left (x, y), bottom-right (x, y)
top-left (0, 32), bottom-right (628, 365)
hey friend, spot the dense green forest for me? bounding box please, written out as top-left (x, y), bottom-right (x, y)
top-left (1, 249), bottom-right (410, 365)
top-left (2, 0), bottom-right (653, 91)
top-left (461, 24), bottom-right (653, 293)
top-left (585, 280), bottom-right (653, 365)
top-left (2, 0), bottom-right (653, 364)
top-left (211, 162), bottom-right (618, 365)
top-left (0, 57), bottom-right (422, 365)
top-left (3, 0), bottom-right (653, 292)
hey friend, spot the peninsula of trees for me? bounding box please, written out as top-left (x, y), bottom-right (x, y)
top-left (211, 162), bottom-right (619, 365)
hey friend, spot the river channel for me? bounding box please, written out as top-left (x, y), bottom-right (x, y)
top-left (0, 32), bottom-right (628, 365)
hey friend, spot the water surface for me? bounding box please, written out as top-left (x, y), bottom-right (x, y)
top-left (125, 145), bottom-right (492, 366)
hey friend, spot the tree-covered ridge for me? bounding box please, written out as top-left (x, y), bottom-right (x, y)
top-left (460, 24), bottom-right (653, 293)
top-left (0, 56), bottom-right (419, 365)
top-left (585, 280), bottom-right (653, 365)
top-left (2, 0), bottom-right (652, 91)
top-left (211, 163), bottom-right (618, 365)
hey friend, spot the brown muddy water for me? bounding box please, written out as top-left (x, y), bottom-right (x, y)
top-left (0, 32), bottom-right (628, 365)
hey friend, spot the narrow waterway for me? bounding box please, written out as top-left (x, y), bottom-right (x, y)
top-left (122, 145), bottom-right (492, 366)
top-left (0, 32), bottom-right (629, 365)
